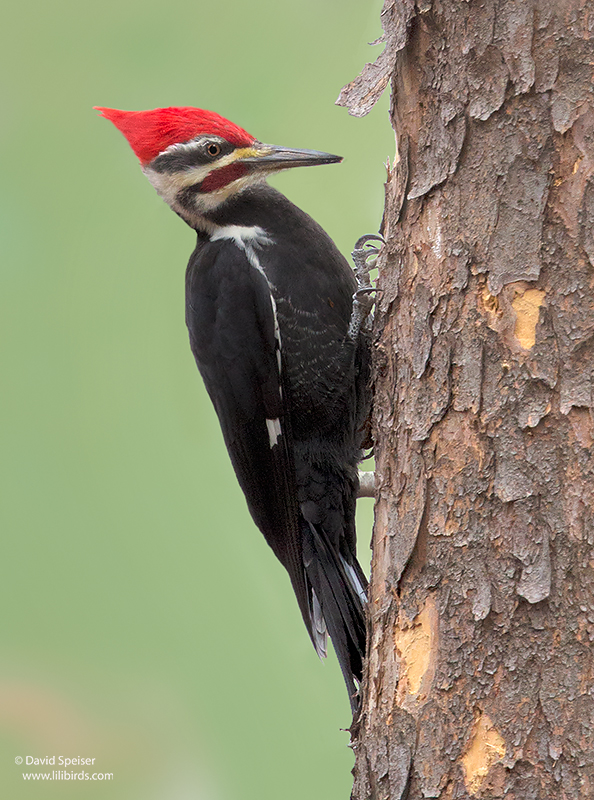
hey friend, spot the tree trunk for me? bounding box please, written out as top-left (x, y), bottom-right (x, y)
top-left (339, 1), bottom-right (594, 797)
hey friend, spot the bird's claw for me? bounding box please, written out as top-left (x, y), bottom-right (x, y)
top-left (353, 233), bottom-right (385, 251)
top-left (351, 234), bottom-right (385, 276)
top-left (353, 286), bottom-right (376, 313)
top-left (348, 234), bottom-right (384, 340)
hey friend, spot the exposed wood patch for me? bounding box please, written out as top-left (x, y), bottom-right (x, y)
top-left (512, 287), bottom-right (546, 350)
top-left (461, 712), bottom-right (506, 795)
top-left (393, 596), bottom-right (438, 706)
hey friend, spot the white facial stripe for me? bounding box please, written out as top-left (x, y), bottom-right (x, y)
top-left (144, 167), bottom-right (267, 223)
top-left (143, 137), bottom-right (269, 225)
top-left (158, 137), bottom-right (258, 162)
top-left (192, 174), bottom-right (266, 212)
top-left (151, 140), bottom-right (259, 188)
top-left (143, 164), bottom-right (208, 206)
top-left (159, 136), bottom-right (220, 158)
top-left (143, 140), bottom-right (256, 204)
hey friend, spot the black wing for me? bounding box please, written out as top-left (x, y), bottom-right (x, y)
top-left (184, 237), bottom-right (312, 635)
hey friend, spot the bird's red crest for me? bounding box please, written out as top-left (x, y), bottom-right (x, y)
top-left (94, 106), bottom-right (255, 165)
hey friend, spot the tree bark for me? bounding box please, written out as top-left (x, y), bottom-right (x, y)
top-left (339, 1), bottom-right (594, 798)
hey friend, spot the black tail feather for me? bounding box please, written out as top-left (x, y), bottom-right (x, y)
top-left (302, 521), bottom-right (367, 711)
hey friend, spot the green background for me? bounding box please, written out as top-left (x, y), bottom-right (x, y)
top-left (0, 1), bottom-right (391, 797)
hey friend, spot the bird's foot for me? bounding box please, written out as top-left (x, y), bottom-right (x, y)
top-left (348, 234), bottom-right (384, 340)
top-left (352, 234), bottom-right (384, 284)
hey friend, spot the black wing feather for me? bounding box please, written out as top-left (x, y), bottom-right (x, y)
top-left (185, 238), bottom-right (312, 635)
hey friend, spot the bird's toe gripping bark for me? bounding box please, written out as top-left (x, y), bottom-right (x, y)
top-left (348, 234), bottom-right (384, 340)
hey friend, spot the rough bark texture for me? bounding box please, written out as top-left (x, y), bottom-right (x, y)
top-left (340, 1), bottom-right (594, 798)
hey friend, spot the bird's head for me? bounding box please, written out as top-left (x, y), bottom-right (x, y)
top-left (95, 106), bottom-right (342, 230)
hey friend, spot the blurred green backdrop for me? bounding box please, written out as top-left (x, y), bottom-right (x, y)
top-left (0, 1), bottom-right (392, 797)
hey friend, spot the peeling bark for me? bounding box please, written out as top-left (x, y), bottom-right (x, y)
top-left (343, 1), bottom-right (594, 798)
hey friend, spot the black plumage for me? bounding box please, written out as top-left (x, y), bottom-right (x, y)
top-left (185, 185), bottom-right (370, 707)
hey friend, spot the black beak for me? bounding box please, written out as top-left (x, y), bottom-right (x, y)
top-left (240, 143), bottom-right (342, 171)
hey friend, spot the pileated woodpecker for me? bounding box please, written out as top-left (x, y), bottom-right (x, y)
top-left (96, 106), bottom-right (374, 710)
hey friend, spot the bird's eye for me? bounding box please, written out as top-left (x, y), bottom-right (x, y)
top-left (207, 143), bottom-right (221, 157)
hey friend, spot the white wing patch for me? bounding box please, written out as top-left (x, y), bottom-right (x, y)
top-left (265, 417), bottom-right (282, 448)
